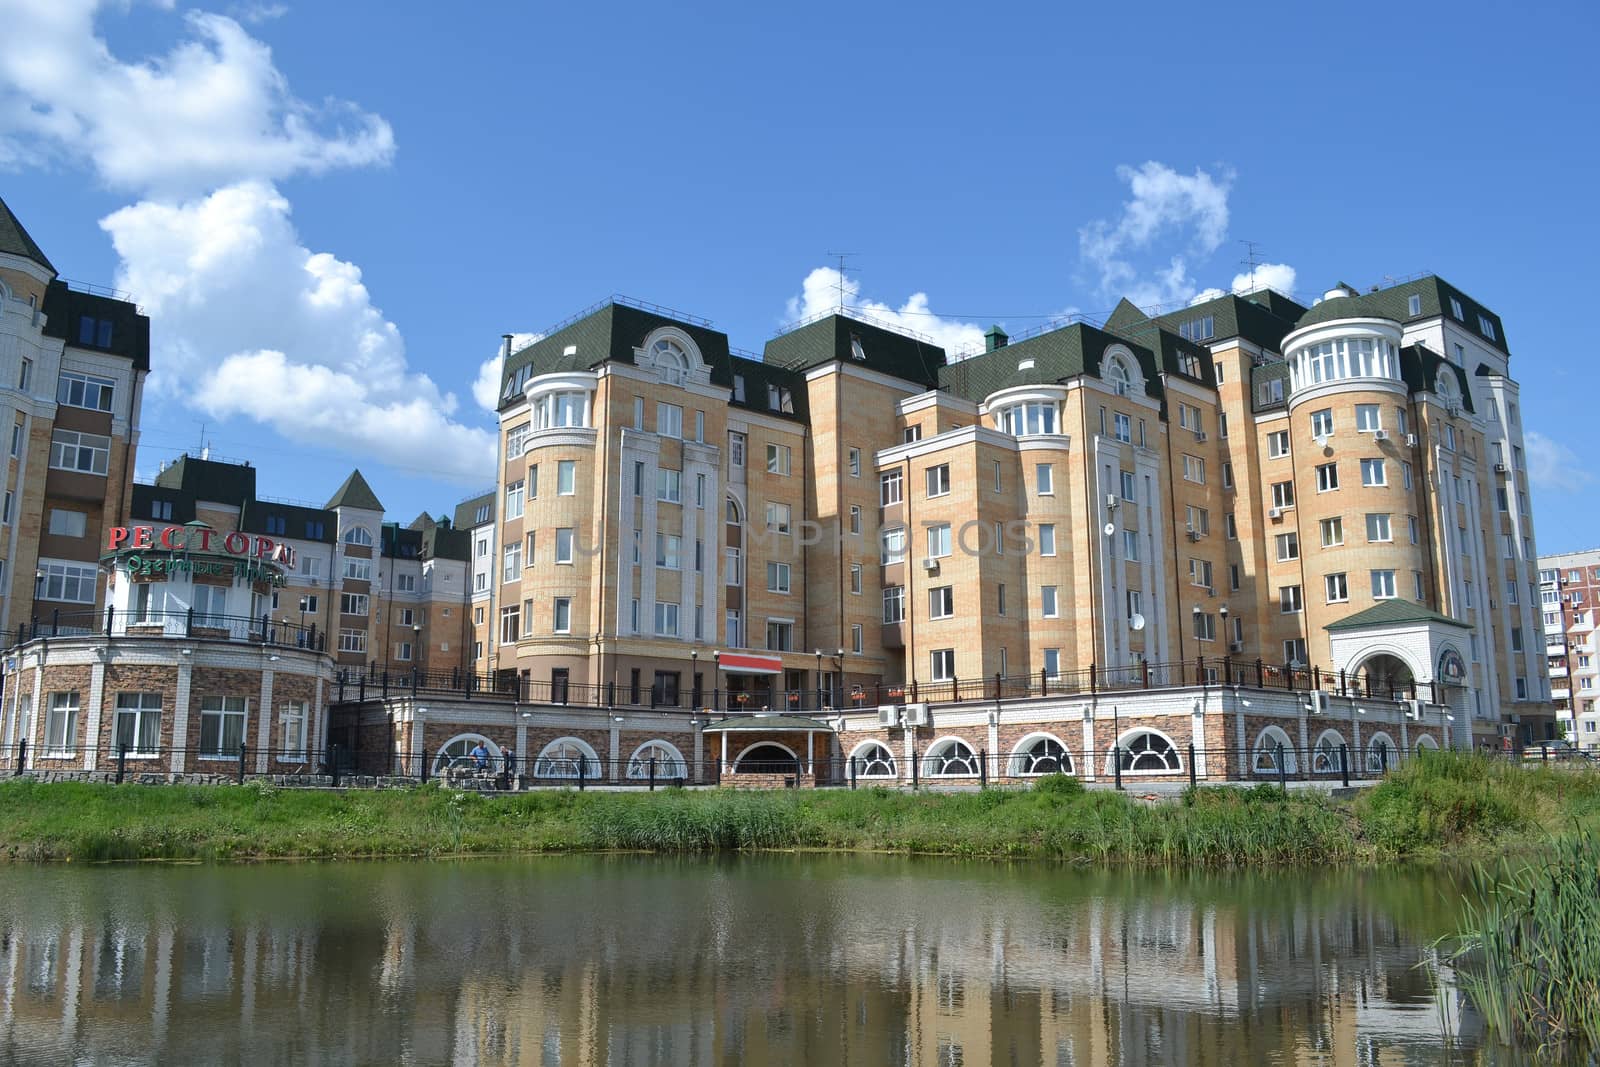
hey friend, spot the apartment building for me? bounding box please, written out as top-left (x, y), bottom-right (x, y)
top-left (1538, 548), bottom-right (1600, 748)
top-left (0, 196), bottom-right (149, 633)
top-left (490, 280), bottom-right (1553, 748)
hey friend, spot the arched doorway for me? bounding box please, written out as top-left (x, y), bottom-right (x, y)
top-left (1353, 653), bottom-right (1415, 700)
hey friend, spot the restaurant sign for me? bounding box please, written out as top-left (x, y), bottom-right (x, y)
top-left (104, 525), bottom-right (293, 587)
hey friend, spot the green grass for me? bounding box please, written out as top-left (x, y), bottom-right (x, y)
top-left (0, 752), bottom-right (1592, 866)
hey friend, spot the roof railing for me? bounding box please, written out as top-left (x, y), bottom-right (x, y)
top-left (533, 294), bottom-right (714, 340)
top-left (771, 305), bottom-right (935, 346)
top-left (457, 486), bottom-right (495, 505)
top-left (59, 277), bottom-right (136, 303)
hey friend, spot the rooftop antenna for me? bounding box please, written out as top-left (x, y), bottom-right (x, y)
top-left (825, 251), bottom-right (858, 312)
top-left (1238, 240), bottom-right (1264, 294)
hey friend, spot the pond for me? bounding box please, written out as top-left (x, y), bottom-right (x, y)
top-left (0, 856), bottom-right (1509, 1064)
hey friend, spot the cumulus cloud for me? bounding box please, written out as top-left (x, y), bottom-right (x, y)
top-left (784, 267), bottom-right (986, 357)
top-left (1190, 262), bottom-right (1298, 305)
top-left (102, 182), bottom-right (495, 481)
top-left (472, 333), bottom-right (541, 412)
top-left (0, 1), bottom-right (392, 196)
top-left (1526, 431), bottom-right (1595, 493)
top-left (1079, 162), bottom-right (1234, 308)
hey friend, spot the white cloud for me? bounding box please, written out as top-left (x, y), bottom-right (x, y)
top-left (472, 333), bottom-right (541, 412)
top-left (102, 181), bottom-right (493, 483)
top-left (227, 1), bottom-right (288, 24)
top-left (784, 266), bottom-right (986, 356)
top-left (1525, 431), bottom-right (1595, 493)
top-left (1079, 162), bottom-right (1234, 308)
top-left (1190, 262), bottom-right (1298, 305)
top-left (0, 1), bottom-right (392, 196)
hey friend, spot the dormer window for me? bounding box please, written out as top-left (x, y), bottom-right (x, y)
top-left (1178, 314), bottom-right (1214, 342)
top-left (850, 335), bottom-right (866, 361)
top-left (1478, 314), bottom-right (1496, 341)
top-left (1449, 297), bottom-right (1464, 320)
top-left (1407, 294), bottom-right (1422, 316)
top-left (650, 338), bottom-right (689, 385)
top-left (1017, 358), bottom-right (1036, 371)
top-left (996, 401), bottom-right (1058, 437)
top-left (1106, 357), bottom-right (1132, 396)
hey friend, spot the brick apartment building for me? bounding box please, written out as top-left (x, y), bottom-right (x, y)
top-left (1539, 547), bottom-right (1600, 748)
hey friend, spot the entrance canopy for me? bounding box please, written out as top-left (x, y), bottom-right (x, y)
top-left (716, 652), bottom-right (783, 675)
top-left (701, 714), bottom-right (834, 734)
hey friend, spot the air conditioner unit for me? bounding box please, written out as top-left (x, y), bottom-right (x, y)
top-left (1447, 402), bottom-right (1462, 417)
top-left (1497, 723), bottom-right (1511, 737)
top-left (1268, 507), bottom-right (1284, 521)
top-left (1105, 493), bottom-right (1119, 510)
top-left (1229, 641), bottom-right (1244, 654)
top-left (1372, 429), bottom-right (1388, 442)
top-left (1307, 690), bottom-right (1329, 715)
top-left (1187, 529), bottom-right (1201, 542)
top-left (1193, 430), bottom-right (1208, 443)
top-left (902, 702), bottom-right (930, 727)
top-left (1405, 433), bottom-right (1418, 447)
top-left (1494, 463), bottom-right (1508, 474)
top-left (921, 558), bottom-right (940, 572)
top-left (876, 704), bottom-right (900, 727)
top-left (1406, 698), bottom-right (1426, 721)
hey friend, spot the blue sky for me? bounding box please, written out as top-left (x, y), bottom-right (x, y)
top-left (3, 0), bottom-right (1598, 547)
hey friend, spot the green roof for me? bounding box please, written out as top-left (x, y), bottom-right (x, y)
top-left (1325, 601), bottom-right (1470, 632)
top-left (701, 715), bottom-right (836, 732)
top-left (762, 313), bottom-right (945, 388)
top-left (938, 321), bottom-right (1164, 404)
top-left (0, 196), bottom-right (53, 273)
top-left (453, 491), bottom-right (494, 530)
top-left (1146, 290), bottom-right (1307, 355)
top-left (325, 469), bottom-right (384, 512)
top-left (1292, 277), bottom-right (1508, 355)
top-left (154, 455), bottom-right (257, 505)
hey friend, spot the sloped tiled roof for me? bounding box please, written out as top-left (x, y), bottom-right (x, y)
top-left (453, 491), bottom-right (494, 530)
top-left (1325, 600), bottom-right (1470, 631)
top-left (762, 313), bottom-right (946, 389)
top-left (938, 321), bottom-right (1163, 405)
top-left (0, 196), bottom-right (53, 273)
top-left (325, 469), bottom-right (384, 512)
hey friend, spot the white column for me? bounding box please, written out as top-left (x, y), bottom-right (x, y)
top-left (693, 723), bottom-right (704, 781)
top-left (169, 659), bottom-right (192, 774)
top-left (1080, 708), bottom-right (1096, 782)
top-left (83, 660), bottom-right (105, 771)
top-left (255, 669), bottom-right (274, 773)
top-left (410, 710), bottom-right (426, 776)
top-left (26, 663), bottom-right (41, 770)
top-left (806, 731), bottom-right (814, 777)
top-left (608, 722), bottom-right (620, 781)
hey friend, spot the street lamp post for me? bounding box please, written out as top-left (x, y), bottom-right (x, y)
top-left (690, 648), bottom-right (699, 709)
top-left (814, 649), bottom-right (823, 711)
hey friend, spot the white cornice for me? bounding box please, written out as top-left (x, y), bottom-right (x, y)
top-left (804, 361), bottom-right (926, 394)
top-left (874, 424), bottom-right (1045, 466)
top-left (896, 391), bottom-right (977, 417)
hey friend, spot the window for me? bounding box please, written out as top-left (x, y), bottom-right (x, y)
top-left (554, 460), bottom-right (575, 496)
top-left (1122, 530), bottom-right (1139, 560)
top-left (654, 602), bottom-right (679, 637)
top-left (880, 470), bottom-right (903, 506)
top-left (1402, 462), bottom-right (1413, 490)
top-left (930, 649), bottom-right (956, 681)
top-left (1267, 431), bottom-right (1289, 458)
top-left (993, 461), bottom-right (1003, 492)
top-left (1360, 458), bottom-right (1386, 487)
top-left (766, 620), bottom-right (794, 651)
top-left (344, 525), bottom-right (374, 547)
top-left (766, 561), bottom-right (790, 593)
top-left (656, 468), bottom-right (681, 503)
top-left (1258, 378), bottom-right (1284, 406)
top-left (1371, 569), bottom-right (1397, 599)
top-left (1181, 454), bottom-right (1205, 483)
top-left (56, 371), bottom-right (115, 411)
top-left (1310, 409), bottom-right (1333, 438)
top-left (1193, 612), bottom-right (1216, 641)
top-left (1443, 424), bottom-right (1457, 452)
top-left (1039, 524), bottom-right (1056, 556)
top-left (1478, 314), bottom-right (1496, 340)
top-left (1326, 572), bottom-right (1349, 603)
top-left (1221, 461), bottom-right (1233, 489)
top-left (45, 693), bottom-right (80, 755)
top-left (499, 605), bottom-right (521, 644)
top-left (1113, 412), bottom-right (1131, 442)
top-left (38, 560), bottom-right (96, 603)
top-left (1285, 639), bottom-right (1308, 666)
top-left (1000, 401), bottom-right (1060, 436)
top-left (656, 533), bottom-right (681, 570)
top-left (397, 607), bottom-right (415, 626)
top-left (1225, 513), bottom-right (1237, 540)
top-left (1189, 558), bottom-right (1213, 590)
top-left (18, 358), bottom-right (31, 391)
top-left (1040, 586), bottom-right (1058, 618)
top-left (1179, 314), bottom-right (1214, 342)
top-left (903, 425), bottom-right (922, 443)
top-left (1366, 513), bottom-right (1392, 542)
top-left (1036, 464), bottom-right (1054, 494)
top-left (396, 642), bottom-right (413, 662)
top-left (336, 627), bottom-right (367, 654)
top-left (76, 316), bottom-right (114, 348)
top-left (657, 403), bottom-right (683, 438)
top-left (1219, 412), bottom-right (1229, 439)
top-left (851, 623), bottom-right (864, 654)
top-left (1355, 404), bottom-right (1381, 432)
top-left (1320, 517), bottom-right (1344, 547)
top-left (555, 528), bottom-right (574, 563)
top-left (849, 562), bottom-right (862, 594)
top-left (765, 443), bottom-right (791, 475)
top-left (1037, 648), bottom-right (1060, 678)
top-left (846, 504), bottom-right (863, 536)
top-left (847, 447), bottom-right (861, 478)
top-left (8, 422), bottom-right (20, 459)
top-left (881, 527), bottom-right (906, 564)
top-left (929, 586), bottom-right (954, 619)
top-left (1275, 532), bottom-right (1299, 562)
top-left (729, 432), bottom-right (745, 468)
top-left (340, 592), bottom-right (370, 616)
top-left (926, 464), bottom-right (950, 497)
top-left (1177, 403), bottom-right (1202, 432)
top-left (48, 429), bottom-right (110, 475)
top-left (199, 697), bottom-right (248, 758)
top-left (1313, 463), bottom-right (1338, 493)
top-left (505, 480), bottom-right (524, 520)
top-left (732, 375), bottom-right (745, 403)
top-left (1406, 293), bottom-right (1422, 316)
top-left (279, 702), bottom-right (308, 761)
top-left (926, 523), bottom-right (952, 558)
top-left (1280, 585), bottom-right (1303, 613)
top-left (767, 384), bottom-right (794, 413)
top-left (1120, 470), bottom-right (1136, 501)
top-left (999, 584), bottom-right (1009, 616)
top-left (764, 502), bottom-right (791, 534)
top-left (883, 585), bottom-right (905, 623)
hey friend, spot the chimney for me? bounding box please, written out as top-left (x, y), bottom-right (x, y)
top-left (501, 333), bottom-right (514, 361)
top-left (984, 325), bottom-right (1009, 352)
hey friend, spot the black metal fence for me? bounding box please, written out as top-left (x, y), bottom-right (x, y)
top-left (333, 654), bottom-right (1444, 712)
top-left (6, 609), bottom-right (325, 651)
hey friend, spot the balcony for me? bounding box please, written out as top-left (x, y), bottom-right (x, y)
top-left (10, 608), bottom-right (326, 651)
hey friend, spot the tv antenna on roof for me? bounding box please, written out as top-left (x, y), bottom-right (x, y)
top-left (1238, 240), bottom-right (1264, 293)
top-left (825, 251), bottom-right (858, 312)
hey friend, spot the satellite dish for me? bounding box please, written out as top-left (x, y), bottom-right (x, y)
top-left (1103, 522), bottom-right (1116, 537)
top-left (1129, 613), bottom-right (1146, 631)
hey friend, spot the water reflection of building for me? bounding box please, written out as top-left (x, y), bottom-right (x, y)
top-left (0, 862), bottom-right (1479, 1065)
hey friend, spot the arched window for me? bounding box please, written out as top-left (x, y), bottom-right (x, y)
top-left (1107, 357), bottom-right (1133, 396)
top-left (1251, 725), bottom-right (1298, 775)
top-left (651, 339), bottom-right (689, 385)
top-left (725, 496), bottom-right (743, 523)
top-left (432, 733), bottom-right (499, 776)
top-left (922, 737), bottom-right (980, 778)
top-left (848, 741), bottom-right (897, 778)
top-left (625, 740), bottom-right (687, 779)
top-left (343, 526), bottom-right (373, 546)
top-left (1416, 734), bottom-right (1440, 753)
top-left (533, 737), bottom-right (602, 779)
top-left (1311, 729), bottom-right (1346, 774)
top-left (732, 742), bottom-right (798, 774)
top-left (1106, 729), bottom-right (1182, 774)
top-left (1008, 733), bottom-right (1073, 776)
top-left (1364, 732), bottom-right (1397, 774)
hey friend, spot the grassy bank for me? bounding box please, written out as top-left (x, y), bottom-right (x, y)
top-left (0, 752), bottom-right (1595, 865)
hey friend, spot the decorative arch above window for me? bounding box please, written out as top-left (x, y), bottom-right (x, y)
top-left (1106, 356), bottom-right (1134, 396)
top-left (626, 740), bottom-right (687, 779)
top-left (651, 338), bottom-right (689, 385)
top-left (1251, 725), bottom-right (1298, 774)
top-left (1106, 728), bottom-right (1183, 775)
top-left (1008, 733), bottom-right (1073, 776)
top-left (922, 737), bottom-right (980, 777)
top-left (534, 737), bottom-right (603, 779)
top-left (848, 740), bottom-right (897, 778)
top-left (343, 526), bottom-right (373, 546)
